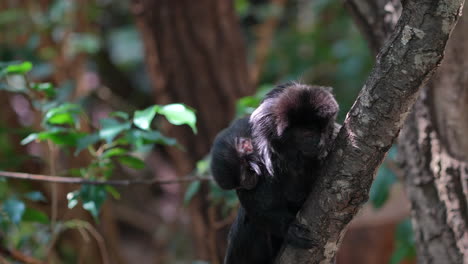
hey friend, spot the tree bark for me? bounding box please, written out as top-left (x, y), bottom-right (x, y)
top-left (399, 3), bottom-right (468, 262)
top-left (345, 0), bottom-right (468, 263)
top-left (132, 0), bottom-right (252, 262)
top-left (276, 0), bottom-right (465, 263)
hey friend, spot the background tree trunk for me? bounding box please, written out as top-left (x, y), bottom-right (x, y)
top-left (132, 0), bottom-right (252, 262)
top-left (346, 0), bottom-right (467, 263)
top-left (399, 2), bottom-right (468, 263)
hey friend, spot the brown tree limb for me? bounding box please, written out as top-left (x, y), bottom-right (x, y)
top-left (276, 0), bottom-right (465, 263)
top-left (0, 245), bottom-right (43, 264)
top-left (0, 170), bottom-right (211, 186)
top-left (347, 0), bottom-right (468, 262)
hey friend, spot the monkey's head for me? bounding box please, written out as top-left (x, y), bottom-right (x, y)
top-left (250, 83), bottom-right (338, 174)
top-left (211, 118), bottom-right (260, 190)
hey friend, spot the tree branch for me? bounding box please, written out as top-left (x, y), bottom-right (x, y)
top-left (0, 170), bottom-right (211, 186)
top-left (276, 0), bottom-right (465, 263)
top-left (0, 245), bottom-right (43, 264)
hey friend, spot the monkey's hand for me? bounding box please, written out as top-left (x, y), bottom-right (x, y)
top-left (286, 221), bottom-right (317, 249)
top-left (235, 137), bottom-right (258, 190)
top-left (235, 137), bottom-right (254, 155)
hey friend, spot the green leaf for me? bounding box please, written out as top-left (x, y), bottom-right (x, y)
top-left (159, 104), bottom-right (197, 133)
top-left (75, 133), bottom-right (100, 155)
top-left (184, 181), bottom-right (201, 205)
top-left (31, 82), bottom-right (56, 98)
top-left (79, 185), bottom-right (107, 221)
top-left (105, 185), bottom-right (121, 200)
top-left (102, 147), bottom-right (128, 158)
top-left (235, 0), bottom-right (250, 16)
top-left (22, 208), bottom-right (49, 224)
top-left (99, 118), bottom-right (131, 143)
top-left (369, 165), bottom-right (397, 209)
top-left (44, 103), bottom-right (81, 126)
top-left (236, 96), bottom-right (261, 116)
top-left (110, 111), bottom-right (129, 120)
top-left (21, 133), bottom-right (38, 145)
top-left (48, 112), bottom-right (75, 125)
top-left (133, 105), bottom-right (159, 130)
top-left (196, 159), bottom-right (209, 174)
top-left (24, 191), bottom-right (47, 202)
top-left (2, 197), bottom-right (25, 224)
top-left (117, 155), bottom-right (145, 170)
top-left (134, 130), bottom-right (177, 146)
top-left (37, 130), bottom-right (82, 146)
top-left (390, 219), bottom-right (416, 264)
top-left (5, 61), bottom-right (33, 75)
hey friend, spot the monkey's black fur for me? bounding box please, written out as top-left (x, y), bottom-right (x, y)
top-left (210, 83), bottom-right (339, 264)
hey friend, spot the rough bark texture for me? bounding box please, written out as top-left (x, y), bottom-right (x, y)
top-left (132, 0), bottom-right (252, 262)
top-left (276, 0), bottom-right (465, 263)
top-left (346, 0), bottom-right (468, 263)
top-left (399, 3), bottom-right (468, 262)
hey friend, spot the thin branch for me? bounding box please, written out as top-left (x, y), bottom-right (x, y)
top-left (0, 246), bottom-right (43, 264)
top-left (0, 170), bottom-right (212, 186)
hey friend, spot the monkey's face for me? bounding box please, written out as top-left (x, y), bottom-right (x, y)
top-left (272, 124), bottom-right (326, 159)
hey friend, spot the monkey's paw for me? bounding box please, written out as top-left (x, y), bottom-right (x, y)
top-left (286, 221), bottom-right (317, 249)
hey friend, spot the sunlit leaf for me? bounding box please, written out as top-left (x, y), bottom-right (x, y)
top-left (133, 105), bottom-right (159, 130)
top-left (37, 130), bottom-right (82, 146)
top-left (159, 104), bottom-right (197, 133)
top-left (67, 191), bottom-right (79, 209)
top-left (196, 159), bottom-right (209, 175)
top-left (44, 103), bottom-right (81, 126)
top-left (4, 61), bottom-right (32, 75)
top-left (21, 133), bottom-right (38, 145)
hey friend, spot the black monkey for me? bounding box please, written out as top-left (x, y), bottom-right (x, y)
top-left (210, 83), bottom-right (339, 264)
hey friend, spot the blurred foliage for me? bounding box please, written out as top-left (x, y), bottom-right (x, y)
top-left (0, 0), bottom-right (414, 262)
top-left (369, 147), bottom-right (398, 209)
top-left (239, 0), bottom-right (373, 121)
top-left (390, 218), bottom-right (417, 264)
top-left (0, 60), bottom-right (196, 256)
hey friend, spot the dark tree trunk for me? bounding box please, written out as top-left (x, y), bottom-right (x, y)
top-left (132, 0), bottom-right (252, 262)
